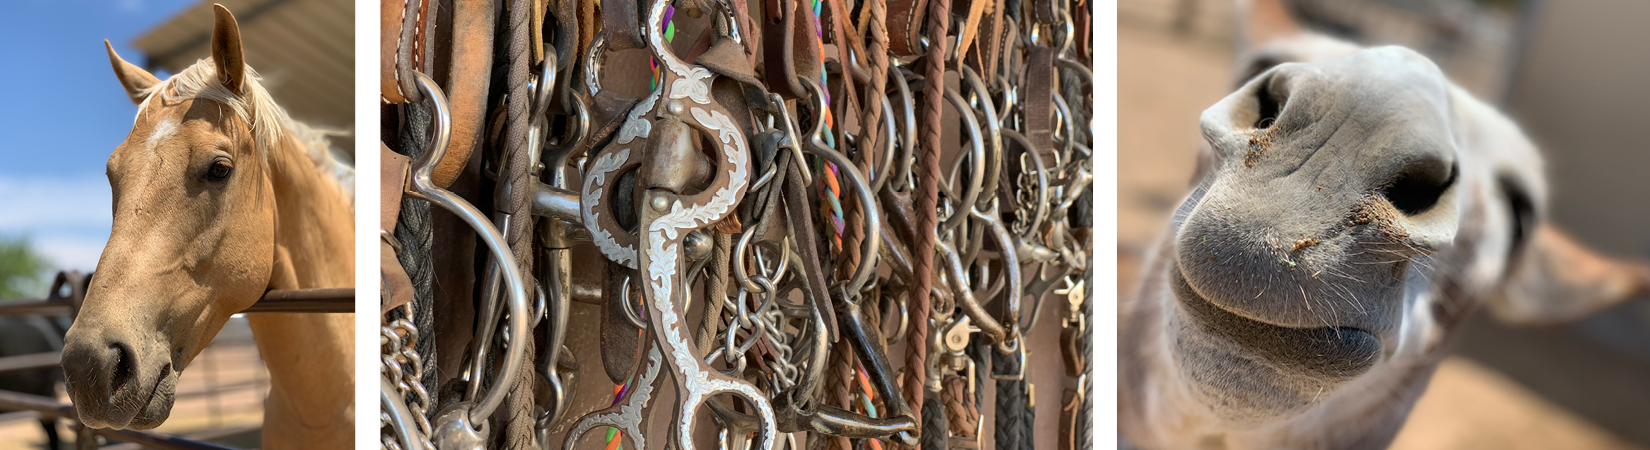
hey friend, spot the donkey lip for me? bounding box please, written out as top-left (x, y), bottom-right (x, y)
top-left (1171, 262), bottom-right (1383, 379)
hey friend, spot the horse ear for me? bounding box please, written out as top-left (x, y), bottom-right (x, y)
top-left (105, 41), bottom-right (158, 105)
top-left (210, 4), bottom-right (247, 94)
top-left (1487, 224), bottom-right (1650, 326)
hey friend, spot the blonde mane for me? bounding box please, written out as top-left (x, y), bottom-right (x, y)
top-left (136, 57), bottom-right (354, 203)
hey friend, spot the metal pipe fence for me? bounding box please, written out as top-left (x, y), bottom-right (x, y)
top-left (0, 271), bottom-right (355, 449)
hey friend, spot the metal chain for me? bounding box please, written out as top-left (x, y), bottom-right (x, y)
top-left (381, 304), bottom-right (434, 450)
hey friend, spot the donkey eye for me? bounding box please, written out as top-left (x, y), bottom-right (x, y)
top-left (206, 159), bottom-right (233, 181)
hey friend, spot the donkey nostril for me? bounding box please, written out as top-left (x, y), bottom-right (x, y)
top-left (1383, 161), bottom-right (1456, 215)
top-left (1254, 78), bottom-right (1282, 129)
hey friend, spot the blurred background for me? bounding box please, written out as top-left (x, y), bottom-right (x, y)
top-left (1119, 0), bottom-right (1650, 448)
top-left (0, 0), bottom-right (350, 447)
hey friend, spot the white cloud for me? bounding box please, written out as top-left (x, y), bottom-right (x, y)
top-left (0, 175), bottom-right (112, 271)
top-left (33, 235), bottom-right (106, 271)
top-left (0, 175), bottom-right (112, 229)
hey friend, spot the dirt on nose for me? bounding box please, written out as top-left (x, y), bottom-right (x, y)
top-left (1349, 195), bottom-right (1414, 244)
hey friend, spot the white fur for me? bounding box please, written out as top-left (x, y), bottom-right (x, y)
top-left (145, 118), bottom-right (178, 154)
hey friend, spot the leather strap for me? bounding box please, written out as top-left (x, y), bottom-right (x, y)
top-left (729, 0), bottom-right (759, 62)
top-left (792, 0), bottom-right (824, 94)
top-left (698, 36), bottom-right (764, 88)
top-left (762, 0), bottom-right (806, 98)
top-left (963, 0), bottom-right (1005, 84)
top-left (782, 155), bottom-right (841, 342)
top-left (381, 144), bottom-right (411, 231)
top-left (603, 0), bottom-right (645, 50)
top-left (825, 0), bottom-right (864, 119)
top-left (579, 0), bottom-right (597, 64)
top-left (548, 0), bottom-right (578, 71)
top-left (434, 0), bottom-right (497, 188)
top-left (1074, 0), bottom-right (1090, 58)
top-left (381, 240), bottom-right (415, 314)
top-left (381, 0), bottom-right (433, 103)
top-left (600, 265), bottom-right (645, 384)
top-left (1024, 45), bottom-right (1055, 156)
top-left (1031, 0), bottom-right (1057, 24)
top-left (379, 0), bottom-right (408, 102)
top-left (886, 0), bottom-right (928, 56)
top-left (955, 0), bottom-right (989, 60)
top-left (380, 144), bottom-right (414, 314)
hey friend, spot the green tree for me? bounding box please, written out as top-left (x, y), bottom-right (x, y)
top-left (0, 234), bottom-right (48, 301)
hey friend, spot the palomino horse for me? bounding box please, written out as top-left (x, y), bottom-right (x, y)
top-left (1119, 1), bottom-right (1650, 449)
top-left (59, 5), bottom-right (354, 448)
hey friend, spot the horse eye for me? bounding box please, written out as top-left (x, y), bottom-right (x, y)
top-left (206, 160), bottom-right (233, 181)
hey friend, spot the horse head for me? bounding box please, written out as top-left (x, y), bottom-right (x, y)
top-left (63, 6), bottom-right (285, 430)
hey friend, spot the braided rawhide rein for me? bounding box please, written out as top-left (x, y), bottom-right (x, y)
top-left (501, 0), bottom-right (538, 447)
top-left (905, 0), bottom-right (953, 441)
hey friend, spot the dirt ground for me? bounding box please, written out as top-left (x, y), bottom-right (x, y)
top-left (1117, 12), bottom-right (1645, 450)
top-left (0, 318), bottom-right (266, 449)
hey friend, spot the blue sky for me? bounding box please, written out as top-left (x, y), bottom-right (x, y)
top-left (0, 0), bottom-right (198, 271)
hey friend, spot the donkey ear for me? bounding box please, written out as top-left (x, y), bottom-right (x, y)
top-left (105, 40), bottom-right (158, 105)
top-left (1488, 224), bottom-right (1650, 326)
top-left (1236, 0), bottom-right (1301, 54)
top-left (210, 4), bottom-right (247, 94)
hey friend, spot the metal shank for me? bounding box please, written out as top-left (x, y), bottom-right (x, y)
top-left (405, 72), bottom-right (532, 425)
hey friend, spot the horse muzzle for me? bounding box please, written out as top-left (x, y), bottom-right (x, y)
top-left (61, 328), bottom-right (179, 430)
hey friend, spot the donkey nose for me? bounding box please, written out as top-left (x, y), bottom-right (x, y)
top-left (1380, 157), bottom-right (1455, 217)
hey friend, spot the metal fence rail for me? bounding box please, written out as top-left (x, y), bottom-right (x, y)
top-left (242, 287), bottom-right (356, 313)
top-left (0, 289), bottom-right (355, 316)
top-left (0, 271), bottom-right (355, 449)
top-left (0, 389), bottom-right (235, 450)
top-left (0, 352), bottom-right (59, 375)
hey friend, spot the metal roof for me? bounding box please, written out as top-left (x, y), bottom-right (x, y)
top-left (133, 0), bottom-right (354, 157)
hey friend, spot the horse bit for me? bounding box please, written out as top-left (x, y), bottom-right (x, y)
top-left (380, 0), bottom-right (1092, 448)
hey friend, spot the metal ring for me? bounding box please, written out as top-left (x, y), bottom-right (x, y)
top-left (937, 87), bottom-right (988, 236)
top-left (618, 275), bottom-right (647, 329)
top-left (733, 230), bottom-right (790, 294)
top-left (958, 65), bottom-right (1003, 207)
top-left (870, 94), bottom-right (899, 194)
top-left (889, 66), bottom-right (918, 193)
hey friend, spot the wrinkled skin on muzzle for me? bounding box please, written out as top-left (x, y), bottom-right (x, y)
top-left (1170, 46), bottom-right (1461, 418)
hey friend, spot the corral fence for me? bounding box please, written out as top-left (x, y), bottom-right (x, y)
top-left (0, 271), bottom-right (354, 450)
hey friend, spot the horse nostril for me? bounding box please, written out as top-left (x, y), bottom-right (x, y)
top-left (108, 343), bottom-right (136, 391)
top-left (1382, 161), bottom-right (1456, 215)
